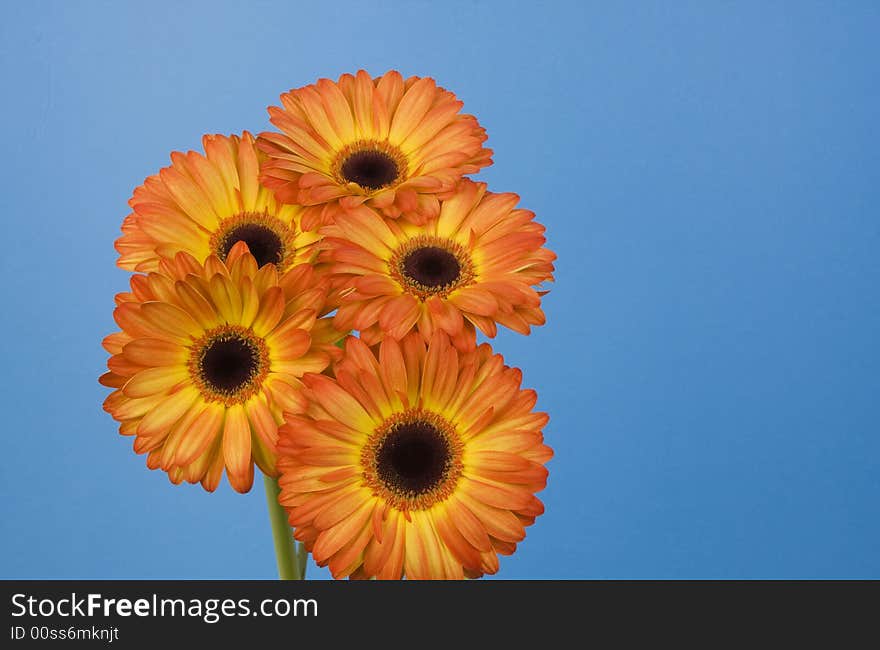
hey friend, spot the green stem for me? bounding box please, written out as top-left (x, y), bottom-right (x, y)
top-left (263, 474), bottom-right (303, 580)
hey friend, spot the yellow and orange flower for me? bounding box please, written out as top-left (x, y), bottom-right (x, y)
top-left (275, 332), bottom-right (552, 579)
top-left (322, 180), bottom-right (555, 349)
top-left (258, 70), bottom-right (493, 229)
top-left (116, 132), bottom-right (320, 273)
top-left (100, 243), bottom-right (343, 493)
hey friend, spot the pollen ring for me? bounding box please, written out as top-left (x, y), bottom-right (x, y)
top-left (188, 325), bottom-right (269, 405)
top-left (332, 140), bottom-right (408, 191)
top-left (390, 236), bottom-right (475, 300)
top-left (361, 409), bottom-right (463, 512)
top-left (210, 211), bottom-right (294, 268)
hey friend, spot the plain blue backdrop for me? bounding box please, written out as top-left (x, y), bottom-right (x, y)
top-left (1, 1), bottom-right (878, 579)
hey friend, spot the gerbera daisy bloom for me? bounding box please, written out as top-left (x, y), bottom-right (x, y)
top-left (100, 243), bottom-right (343, 493)
top-left (116, 132), bottom-right (320, 273)
top-left (258, 70), bottom-right (493, 229)
top-left (276, 332), bottom-right (552, 579)
top-left (323, 180), bottom-right (555, 350)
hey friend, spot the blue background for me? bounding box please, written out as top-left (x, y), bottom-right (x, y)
top-left (1, 1), bottom-right (878, 579)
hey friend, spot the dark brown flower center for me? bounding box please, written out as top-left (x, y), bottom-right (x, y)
top-left (199, 335), bottom-right (261, 394)
top-left (340, 150), bottom-right (400, 190)
top-left (402, 246), bottom-right (461, 289)
top-left (220, 223), bottom-right (284, 267)
top-left (376, 420), bottom-right (453, 496)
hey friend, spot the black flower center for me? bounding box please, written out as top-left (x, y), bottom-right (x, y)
top-left (199, 336), bottom-right (260, 394)
top-left (340, 150), bottom-right (399, 190)
top-left (402, 247), bottom-right (461, 288)
top-left (376, 421), bottom-right (452, 495)
top-left (221, 224), bottom-right (283, 267)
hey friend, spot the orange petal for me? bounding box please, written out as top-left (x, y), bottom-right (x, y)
top-left (222, 404), bottom-right (253, 493)
top-left (252, 286), bottom-right (285, 336)
top-left (311, 499), bottom-right (374, 564)
top-left (378, 294), bottom-right (420, 339)
top-left (136, 386), bottom-right (198, 437)
top-left (302, 374), bottom-right (373, 432)
top-left (122, 338), bottom-right (187, 367)
top-left (173, 403), bottom-right (224, 467)
top-left (447, 497), bottom-right (492, 553)
top-left (122, 365), bottom-right (187, 398)
top-left (448, 287), bottom-right (498, 317)
top-left (140, 302), bottom-right (203, 339)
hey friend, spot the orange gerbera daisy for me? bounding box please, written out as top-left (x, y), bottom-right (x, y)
top-left (100, 243), bottom-right (343, 493)
top-left (323, 180), bottom-right (555, 350)
top-left (258, 70), bottom-right (493, 229)
top-left (276, 332), bottom-right (552, 579)
top-left (116, 132), bottom-right (320, 273)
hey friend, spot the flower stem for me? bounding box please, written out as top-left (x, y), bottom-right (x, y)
top-left (263, 474), bottom-right (303, 580)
